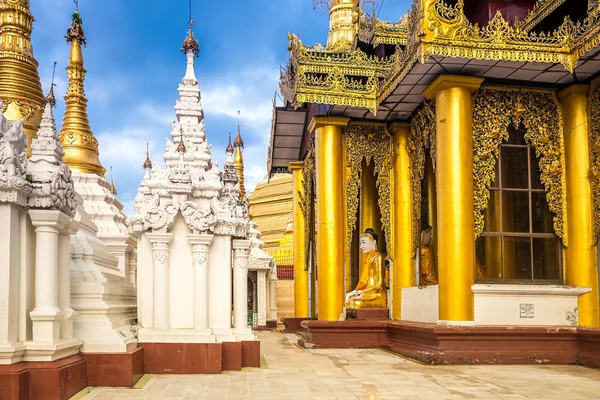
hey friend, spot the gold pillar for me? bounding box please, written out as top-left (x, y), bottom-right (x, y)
top-left (309, 116), bottom-right (349, 321)
top-left (327, 0), bottom-right (359, 49)
top-left (389, 122), bottom-right (414, 320)
top-left (423, 75), bottom-right (483, 322)
top-left (359, 161), bottom-right (382, 270)
top-left (289, 161), bottom-right (309, 318)
top-left (559, 85), bottom-right (600, 328)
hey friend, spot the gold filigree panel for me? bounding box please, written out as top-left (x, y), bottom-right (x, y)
top-left (408, 103), bottom-right (436, 250)
top-left (300, 141), bottom-right (315, 265)
top-left (472, 87), bottom-right (567, 245)
top-left (345, 123), bottom-right (393, 256)
top-left (589, 81), bottom-right (600, 238)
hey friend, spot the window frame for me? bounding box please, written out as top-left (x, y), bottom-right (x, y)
top-left (476, 128), bottom-right (563, 284)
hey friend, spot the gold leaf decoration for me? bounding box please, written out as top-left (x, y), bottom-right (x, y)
top-left (472, 86), bottom-right (567, 245)
top-left (300, 141), bottom-right (315, 265)
top-left (588, 80), bottom-right (600, 238)
top-left (344, 123), bottom-right (393, 257)
top-left (408, 103), bottom-right (436, 250)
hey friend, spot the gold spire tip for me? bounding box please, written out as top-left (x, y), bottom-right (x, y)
top-left (234, 110), bottom-right (244, 148)
top-left (226, 132), bottom-right (234, 153)
top-left (181, 0), bottom-right (200, 57)
top-left (177, 132), bottom-right (187, 153)
top-left (45, 62), bottom-right (58, 107)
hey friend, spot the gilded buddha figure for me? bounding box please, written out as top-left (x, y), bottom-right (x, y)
top-left (419, 225), bottom-right (437, 286)
top-left (345, 228), bottom-right (387, 309)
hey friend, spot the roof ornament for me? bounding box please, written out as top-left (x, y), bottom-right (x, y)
top-left (234, 110), bottom-right (244, 148)
top-left (45, 62), bottom-right (58, 107)
top-left (177, 128), bottom-right (187, 153)
top-left (143, 143), bottom-right (153, 169)
top-left (110, 166), bottom-right (117, 195)
top-left (181, 0), bottom-right (200, 57)
top-left (66, 0), bottom-right (86, 45)
top-left (226, 132), bottom-right (234, 154)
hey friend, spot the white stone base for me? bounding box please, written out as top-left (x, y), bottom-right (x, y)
top-left (472, 284), bottom-right (589, 326)
top-left (137, 327), bottom-right (216, 343)
top-left (401, 285), bottom-right (439, 323)
top-left (233, 328), bottom-right (257, 341)
top-left (22, 338), bottom-right (82, 362)
top-left (0, 343), bottom-right (26, 365)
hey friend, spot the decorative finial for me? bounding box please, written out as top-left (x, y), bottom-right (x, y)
top-left (226, 132), bottom-right (234, 153)
top-left (181, 0), bottom-right (200, 57)
top-left (143, 143), bottom-right (153, 169)
top-left (45, 61), bottom-right (57, 107)
top-left (234, 110), bottom-right (244, 148)
top-left (66, 1), bottom-right (86, 45)
top-left (110, 166), bottom-right (117, 195)
top-left (177, 131), bottom-right (187, 153)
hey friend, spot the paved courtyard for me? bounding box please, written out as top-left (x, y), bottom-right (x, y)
top-left (78, 330), bottom-right (600, 400)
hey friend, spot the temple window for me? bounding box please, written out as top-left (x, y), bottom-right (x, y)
top-left (475, 125), bottom-right (562, 283)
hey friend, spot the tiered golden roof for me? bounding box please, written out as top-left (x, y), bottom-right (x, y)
top-left (0, 0), bottom-right (44, 151)
top-left (58, 10), bottom-right (105, 177)
top-left (281, 0), bottom-right (600, 114)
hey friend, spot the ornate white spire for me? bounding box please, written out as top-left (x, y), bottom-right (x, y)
top-left (30, 99), bottom-right (65, 164)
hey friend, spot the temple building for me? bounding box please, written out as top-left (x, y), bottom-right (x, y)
top-left (273, 0), bottom-right (600, 364)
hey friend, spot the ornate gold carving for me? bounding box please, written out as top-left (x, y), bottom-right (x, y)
top-left (588, 80), bottom-right (600, 238)
top-left (300, 141), bottom-right (315, 264)
top-left (281, 0), bottom-right (600, 115)
top-left (408, 103), bottom-right (436, 250)
top-left (344, 123), bottom-right (393, 255)
top-left (515, 0), bottom-right (567, 32)
top-left (472, 86), bottom-right (567, 245)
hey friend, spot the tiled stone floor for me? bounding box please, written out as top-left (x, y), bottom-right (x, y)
top-left (79, 329), bottom-right (600, 400)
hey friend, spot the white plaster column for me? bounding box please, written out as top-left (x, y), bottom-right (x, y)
top-left (208, 235), bottom-right (235, 340)
top-left (268, 269), bottom-right (278, 324)
top-left (58, 220), bottom-right (78, 339)
top-left (128, 249), bottom-right (138, 287)
top-left (147, 233), bottom-right (173, 330)
top-left (28, 210), bottom-right (68, 343)
top-left (233, 240), bottom-right (252, 336)
top-left (188, 234), bottom-right (213, 331)
top-left (257, 270), bottom-right (267, 327)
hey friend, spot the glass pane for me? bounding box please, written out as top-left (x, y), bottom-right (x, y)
top-left (533, 238), bottom-right (560, 280)
top-left (507, 125), bottom-right (527, 145)
top-left (475, 236), bottom-right (502, 280)
top-left (532, 192), bottom-right (554, 233)
top-left (530, 148), bottom-right (544, 189)
top-left (502, 191), bottom-right (530, 233)
top-left (501, 147), bottom-right (529, 189)
top-left (483, 190), bottom-right (501, 233)
top-left (503, 237), bottom-right (532, 280)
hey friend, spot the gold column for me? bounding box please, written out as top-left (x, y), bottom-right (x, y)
top-left (359, 161), bottom-right (382, 269)
top-left (327, 0), bottom-right (359, 49)
top-left (309, 116), bottom-right (349, 321)
top-left (0, 0), bottom-right (44, 152)
top-left (289, 161), bottom-right (309, 318)
top-left (389, 122), bottom-right (414, 320)
top-left (423, 75), bottom-right (483, 322)
top-left (559, 85), bottom-right (599, 328)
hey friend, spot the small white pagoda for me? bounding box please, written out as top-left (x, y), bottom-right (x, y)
top-left (129, 25), bottom-right (257, 349)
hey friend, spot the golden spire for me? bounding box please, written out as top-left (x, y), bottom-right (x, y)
top-left (233, 110), bottom-right (246, 199)
top-left (226, 132), bottom-right (234, 154)
top-left (143, 143), bottom-right (152, 169)
top-left (0, 0), bottom-right (45, 152)
top-left (325, 0), bottom-right (360, 50)
top-left (58, 5), bottom-right (106, 177)
top-left (177, 132), bottom-right (186, 153)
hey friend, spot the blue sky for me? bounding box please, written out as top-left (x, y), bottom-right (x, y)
top-left (30, 0), bottom-right (410, 213)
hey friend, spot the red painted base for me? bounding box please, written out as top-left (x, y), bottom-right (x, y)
top-left (222, 342), bottom-right (242, 371)
top-left (140, 342), bottom-right (222, 374)
top-left (300, 320), bottom-right (600, 367)
top-left (346, 308), bottom-right (390, 320)
top-left (0, 355), bottom-right (87, 400)
top-left (84, 347), bottom-right (144, 387)
top-left (241, 341), bottom-right (260, 368)
top-left (283, 317), bottom-right (314, 333)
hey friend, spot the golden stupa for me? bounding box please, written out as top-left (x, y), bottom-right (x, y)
top-left (58, 9), bottom-right (105, 177)
top-left (0, 0), bottom-right (45, 152)
top-left (233, 111), bottom-right (246, 199)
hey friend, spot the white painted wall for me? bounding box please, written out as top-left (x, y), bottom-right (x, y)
top-left (168, 215), bottom-right (194, 329)
top-left (401, 285), bottom-right (439, 323)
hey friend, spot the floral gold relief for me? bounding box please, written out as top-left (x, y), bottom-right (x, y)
top-left (588, 80), bottom-right (600, 238)
top-left (344, 123), bottom-right (393, 257)
top-left (472, 87), bottom-right (567, 245)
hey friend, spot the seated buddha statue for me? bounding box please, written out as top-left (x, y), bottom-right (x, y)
top-left (345, 228), bottom-right (387, 309)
